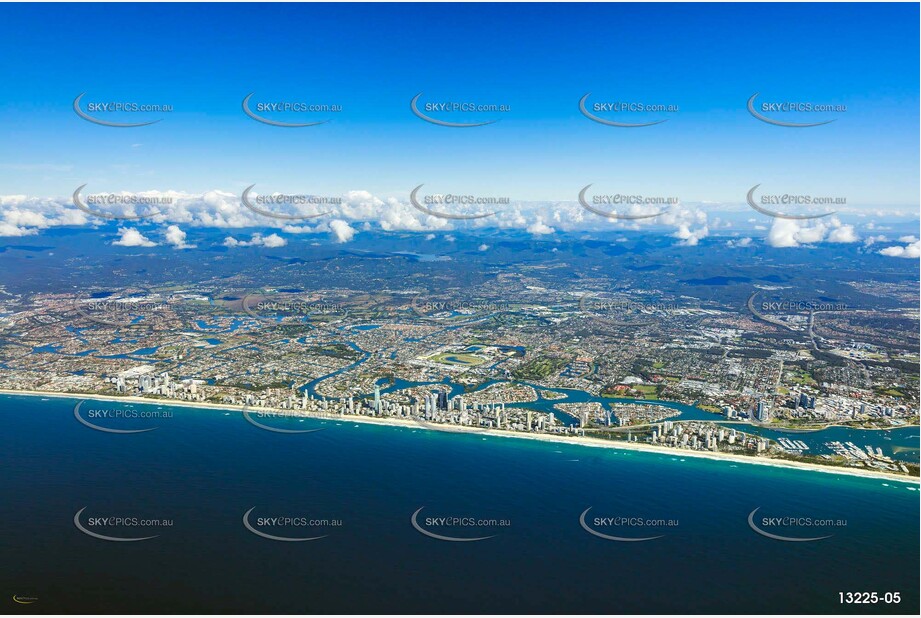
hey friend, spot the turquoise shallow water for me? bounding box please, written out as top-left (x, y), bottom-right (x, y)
top-left (1, 394), bottom-right (918, 614)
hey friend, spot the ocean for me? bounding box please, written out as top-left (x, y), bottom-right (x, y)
top-left (2, 394), bottom-right (918, 614)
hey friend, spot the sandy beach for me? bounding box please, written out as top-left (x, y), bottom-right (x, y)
top-left (2, 387), bottom-right (918, 484)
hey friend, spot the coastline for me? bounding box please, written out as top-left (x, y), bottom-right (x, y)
top-left (2, 388), bottom-right (918, 485)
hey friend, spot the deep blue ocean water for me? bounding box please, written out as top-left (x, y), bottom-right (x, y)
top-left (1, 394), bottom-right (918, 614)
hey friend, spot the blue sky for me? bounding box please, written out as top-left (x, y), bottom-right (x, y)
top-left (0, 2), bottom-right (918, 208)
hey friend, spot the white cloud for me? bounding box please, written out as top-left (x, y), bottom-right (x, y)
top-left (527, 217), bottom-right (555, 235)
top-left (673, 223), bottom-right (709, 246)
top-left (827, 224), bottom-right (858, 243)
top-left (164, 225), bottom-right (195, 249)
top-left (794, 223), bottom-right (827, 245)
top-left (879, 240), bottom-right (921, 258)
top-left (0, 195), bottom-right (90, 236)
top-left (0, 221), bottom-right (39, 237)
top-left (864, 235), bottom-right (889, 246)
top-left (766, 217), bottom-right (858, 248)
top-left (898, 235), bottom-right (918, 243)
top-left (279, 224), bottom-right (317, 234)
top-left (113, 227), bottom-right (157, 247)
top-left (261, 233), bottom-right (287, 248)
top-left (223, 232), bottom-right (287, 248)
top-left (328, 219), bottom-right (356, 244)
top-left (478, 244), bottom-right (490, 251)
top-left (726, 237), bottom-right (752, 248)
top-left (767, 220), bottom-right (809, 248)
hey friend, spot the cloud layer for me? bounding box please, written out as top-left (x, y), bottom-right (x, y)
top-left (1, 190), bottom-right (917, 257)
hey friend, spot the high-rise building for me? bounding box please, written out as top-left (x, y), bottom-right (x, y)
top-left (755, 400), bottom-right (769, 422)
